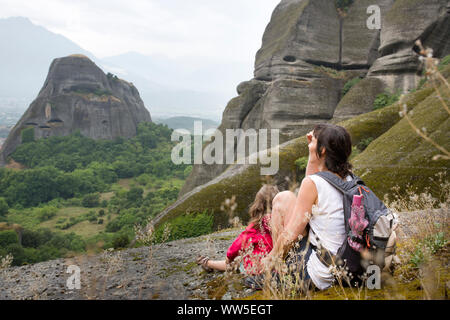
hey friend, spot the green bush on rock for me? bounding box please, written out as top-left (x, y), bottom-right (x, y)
top-left (153, 211), bottom-right (214, 243)
top-left (373, 91), bottom-right (401, 110)
top-left (342, 77), bottom-right (361, 97)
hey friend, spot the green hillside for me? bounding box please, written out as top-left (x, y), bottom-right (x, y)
top-left (0, 122), bottom-right (191, 266)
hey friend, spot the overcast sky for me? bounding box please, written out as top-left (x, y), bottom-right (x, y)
top-left (0, 0), bottom-right (279, 63)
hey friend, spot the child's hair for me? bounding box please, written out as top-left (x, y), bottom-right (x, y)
top-left (248, 184), bottom-right (279, 229)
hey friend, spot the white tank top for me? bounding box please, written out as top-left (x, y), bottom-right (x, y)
top-left (306, 173), bottom-right (351, 290)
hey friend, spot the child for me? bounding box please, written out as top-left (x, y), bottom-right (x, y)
top-left (196, 184), bottom-right (279, 275)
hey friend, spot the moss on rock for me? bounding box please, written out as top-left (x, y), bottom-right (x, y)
top-left (333, 77), bottom-right (386, 121)
top-left (352, 81), bottom-right (449, 199)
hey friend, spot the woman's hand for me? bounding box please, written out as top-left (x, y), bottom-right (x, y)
top-left (307, 131), bottom-right (313, 144)
top-left (305, 130), bottom-right (321, 175)
top-left (307, 131), bottom-right (317, 157)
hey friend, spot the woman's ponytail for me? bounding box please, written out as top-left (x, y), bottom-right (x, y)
top-left (314, 124), bottom-right (353, 179)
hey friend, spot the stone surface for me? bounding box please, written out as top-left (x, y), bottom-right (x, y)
top-left (333, 77), bottom-right (386, 122)
top-left (368, 0), bottom-right (450, 91)
top-left (181, 0), bottom-right (392, 194)
top-left (0, 55), bottom-right (152, 165)
top-left (180, 0), bottom-right (450, 195)
top-left (341, 0), bottom-right (395, 68)
top-left (153, 65), bottom-right (450, 230)
top-left (254, 0), bottom-right (340, 81)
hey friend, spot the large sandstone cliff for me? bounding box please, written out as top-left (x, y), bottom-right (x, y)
top-left (180, 0), bottom-right (450, 196)
top-left (154, 65), bottom-right (450, 234)
top-left (0, 55), bottom-right (152, 166)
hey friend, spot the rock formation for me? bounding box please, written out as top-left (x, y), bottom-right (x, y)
top-left (0, 55), bottom-right (152, 166)
top-left (367, 0), bottom-right (450, 90)
top-left (181, 0), bottom-right (450, 196)
top-left (156, 64), bottom-right (450, 232)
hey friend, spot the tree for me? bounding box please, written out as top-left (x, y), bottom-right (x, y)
top-left (0, 197), bottom-right (9, 216)
top-left (21, 127), bottom-right (35, 143)
top-left (126, 187), bottom-right (144, 206)
top-left (0, 230), bottom-right (19, 247)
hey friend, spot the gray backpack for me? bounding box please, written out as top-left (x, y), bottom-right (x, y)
top-left (312, 171), bottom-right (397, 283)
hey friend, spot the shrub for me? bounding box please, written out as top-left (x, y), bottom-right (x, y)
top-left (0, 197), bottom-right (9, 216)
top-left (56, 217), bottom-right (67, 224)
top-left (417, 77), bottom-right (427, 90)
top-left (82, 193), bottom-right (100, 208)
top-left (112, 234), bottom-right (130, 249)
top-left (294, 157), bottom-right (308, 172)
top-left (126, 187), bottom-right (144, 205)
top-left (373, 91), bottom-right (401, 110)
top-left (36, 206), bottom-right (58, 222)
top-left (154, 211), bottom-right (214, 243)
top-left (21, 229), bottom-right (51, 248)
top-left (136, 173), bottom-right (151, 186)
top-left (0, 230), bottom-right (19, 247)
top-left (6, 243), bottom-right (25, 266)
top-left (342, 77), bottom-right (361, 96)
top-left (349, 146), bottom-right (361, 161)
top-left (409, 232), bottom-right (448, 268)
top-left (65, 198), bottom-right (83, 207)
top-left (183, 166), bottom-right (193, 179)
top-left (336, 0), bottom-right (354, 11)
top-left (86, 210), bottom-right (98, 223)
top-left (438, 54), bottom-right (450, 71)
top-left (105, 218), bottom-right (122, 233)
top-left (357, 137), bottom-right (374, 152)
top-left (21, 127), bottom-right (35, 143)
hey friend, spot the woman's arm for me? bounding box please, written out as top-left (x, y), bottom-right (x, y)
top-left (305, 131), bottom-right (320, 176)
top-left (265, 177), bottom-right (317, 266)
top-left (226, 231), bottom-right (245, 262)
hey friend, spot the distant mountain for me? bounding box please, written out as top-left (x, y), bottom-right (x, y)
top-left (0, 55), bottom-right (152, 165)
top-left (153, 116), bottom-right (219, 135)
top-left (102, 52), bottom-right (249, 93)
top-left (101, 52), bottom-right (249, 121)
top-left (0, 17), bottom-right (94, 103)
top-left (0, 17), bottom-right (251, 121)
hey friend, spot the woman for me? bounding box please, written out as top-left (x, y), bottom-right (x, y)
top-left (197, 184), bottom-right (279, 275)
top-left (264, 123), bottom-right (354, 291)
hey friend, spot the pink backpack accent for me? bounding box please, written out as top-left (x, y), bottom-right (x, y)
top-left (348, 195), bottom-right (369, 251)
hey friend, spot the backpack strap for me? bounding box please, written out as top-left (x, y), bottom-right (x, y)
top-left (309, 240), bottom-right (340, 269)
top-left (312, 171), bottom-right (364, 246)
top-left (314, 171), bottom-right (364, 194)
